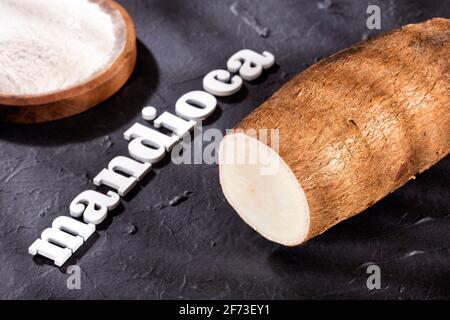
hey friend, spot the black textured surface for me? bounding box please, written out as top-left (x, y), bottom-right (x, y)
top-left (1, 0), bottom-right (449, 299)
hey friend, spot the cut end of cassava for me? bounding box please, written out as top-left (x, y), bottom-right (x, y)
top-left (218, 133), bottom-right (310, 246)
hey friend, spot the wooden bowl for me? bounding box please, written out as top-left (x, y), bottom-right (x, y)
top-left (0, 0), bottom-right (137, 123)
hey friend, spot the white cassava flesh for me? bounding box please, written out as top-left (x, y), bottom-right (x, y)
top-left (219, 133), bottom-right (310, 246)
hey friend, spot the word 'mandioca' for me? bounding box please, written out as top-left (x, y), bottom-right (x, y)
top-left (29, 49), bottom-right (275, 267)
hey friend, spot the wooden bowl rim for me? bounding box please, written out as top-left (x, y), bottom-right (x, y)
top-left (0, 0), bottom-right (136, 107)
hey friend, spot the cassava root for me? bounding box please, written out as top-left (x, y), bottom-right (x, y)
top-left (218, 18), bottom-right (450, 246)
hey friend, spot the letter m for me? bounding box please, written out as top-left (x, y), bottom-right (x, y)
top-left (28, 217), bottom-right (95, 267)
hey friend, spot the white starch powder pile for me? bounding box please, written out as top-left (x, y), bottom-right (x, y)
top-left (0, 0), bottom-right (124, 96)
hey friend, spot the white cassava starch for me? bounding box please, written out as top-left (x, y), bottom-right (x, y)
top-left (0, 0), bottom-right (122, 96)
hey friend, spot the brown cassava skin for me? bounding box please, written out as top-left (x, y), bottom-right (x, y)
top-left (234, 18), bottom-right (450, 244)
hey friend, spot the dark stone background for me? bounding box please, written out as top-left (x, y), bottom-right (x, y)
top-left (0, 0), bottom-right (449, 299)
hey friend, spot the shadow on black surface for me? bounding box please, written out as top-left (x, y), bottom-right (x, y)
top-left (0, 40), bottom-right (158, 146)
top-left (268, 155), bottom-right (450, 299)
top-left (248, 63), bottom-right (280, 85)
